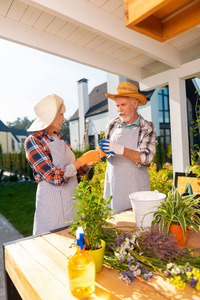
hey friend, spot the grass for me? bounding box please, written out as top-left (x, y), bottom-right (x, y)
top-left (0, 181), bottom-right (37, 237)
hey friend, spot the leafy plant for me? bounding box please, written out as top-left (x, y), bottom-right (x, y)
top-left (83, 161), bottom-right (107, 195)
top-left (151, 184), bottom-right (200, 238)
top-left (149, 162), bottom-right (173, 195)
top-left (99, 131), bottom-right (105, 139)
top-left (68, 181), bottom-right (114, 250)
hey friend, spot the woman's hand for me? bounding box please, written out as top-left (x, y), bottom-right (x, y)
top-left (77, 150), bottom-right (100, 167)
top-left (96, 144), bottom-right (107, 158)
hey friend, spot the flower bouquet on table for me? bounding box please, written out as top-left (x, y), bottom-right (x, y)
top-left (102, 225), bottom-right (200, 290)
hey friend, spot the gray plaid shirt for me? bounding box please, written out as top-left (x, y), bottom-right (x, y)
top-left (104, 114), bottom-right (157, 167)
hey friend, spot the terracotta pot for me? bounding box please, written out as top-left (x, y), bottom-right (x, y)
top-left (170, 224), bottom-right (189, 246)
top-left (86, 240), bottom-right (106, 273)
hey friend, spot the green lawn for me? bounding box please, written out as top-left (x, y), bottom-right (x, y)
top-left (0, 181), bottom-right (37, 237)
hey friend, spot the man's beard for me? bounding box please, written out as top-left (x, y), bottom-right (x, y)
top-left (119, 113), bottom-right (133, 124)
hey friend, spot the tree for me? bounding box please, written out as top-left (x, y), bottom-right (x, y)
top-left (59, 119), bottom-right (70, 142)
top-left (6, 117), bottom-right (70, 142)
top-left (7, 117), bottom-right (33, 130)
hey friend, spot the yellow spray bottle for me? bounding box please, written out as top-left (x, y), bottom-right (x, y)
top-left (68, 226), bottom-right (95, 297)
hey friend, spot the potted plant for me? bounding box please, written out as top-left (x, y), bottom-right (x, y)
top-left (68, 181), bottom-right (114, 272)
top-left (151, 184), bottom-right (200, 246)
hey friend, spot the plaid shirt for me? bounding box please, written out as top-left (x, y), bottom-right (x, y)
top-left (24, 131), bottom-right (89, 185)
top-left (105, 114), bottom-right (157, 167)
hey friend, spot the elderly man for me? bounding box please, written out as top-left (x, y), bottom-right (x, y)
top-left (99, 81), bottom-right (157, 213)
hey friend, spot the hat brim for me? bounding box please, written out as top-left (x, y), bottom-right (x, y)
top-left (105, 92), bottom-right (147, 106)
top-left (27, 118), bottom-right (50, 132)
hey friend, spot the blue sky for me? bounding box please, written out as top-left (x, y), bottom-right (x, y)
top-left (0, 38), bottom-right (199, 126)
top-left (0, 38), bottom-right (107, 125)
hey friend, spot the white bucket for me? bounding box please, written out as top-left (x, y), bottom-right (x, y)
top-left (129, 190), bottom-right (166, 228)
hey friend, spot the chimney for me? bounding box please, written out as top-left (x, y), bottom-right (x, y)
top-left (77, 78), bottom-right (89, 148)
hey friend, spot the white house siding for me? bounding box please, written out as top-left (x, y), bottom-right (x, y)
top-left (88, 112), bottom-right (109, 147)
top-left (70, 120), bottom-right (80, 150)
top-left (70, 112), bottom-right (109, 150)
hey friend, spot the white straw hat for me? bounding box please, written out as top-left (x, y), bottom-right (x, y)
top-left (27, 94), bottom-right (64, 132)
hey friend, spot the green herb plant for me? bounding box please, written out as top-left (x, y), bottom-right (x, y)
top-left (99, 131), bottom-right (105, 139)
top-left (151, 184), bottom-right (200, 238)
top-left (68, 181), bottom-right (114, 250)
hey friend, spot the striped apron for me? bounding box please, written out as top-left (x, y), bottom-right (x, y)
top-left (33, 134), bottom-right (77, 235)
top-left (104, 127), bottom-right (150, 213)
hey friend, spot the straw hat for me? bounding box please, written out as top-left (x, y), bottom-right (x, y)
top-left (27, 94), bottom-right (64, 132)
top-left (105, 81), bottom-right (147, 106)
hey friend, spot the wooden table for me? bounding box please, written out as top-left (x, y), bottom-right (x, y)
top-left (3, 211), bottom-right (200, 300)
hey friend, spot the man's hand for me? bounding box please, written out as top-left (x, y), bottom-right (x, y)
top-left (99, 139), bottom-right (124, 155)
top-left (77, 150), bottom-right (100, 166)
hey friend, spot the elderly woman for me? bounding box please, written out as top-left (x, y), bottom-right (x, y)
top-left (25, 94), bottom-right (100, 235)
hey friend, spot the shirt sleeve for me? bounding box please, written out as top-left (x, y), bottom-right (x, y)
top-left (137, 122), bottom-right (157, 167)
top-left (24, 135), bottom-right (66, 185)
top-left (76, 164), bottom-right (91, 177)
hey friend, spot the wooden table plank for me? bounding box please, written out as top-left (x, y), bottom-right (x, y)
top-left (5, 242), bottom-right (74, 300)
top-left (4, 210), bottom-right (200, 300)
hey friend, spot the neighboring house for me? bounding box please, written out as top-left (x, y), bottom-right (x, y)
top-left (0, 120), bottom-right (28, 153)
top-left (9, 127), bottom-right (29, 152)
top-left (70, 76), bottom-right (200, 157)
top-left (0, 120), bottom-right (12, 153)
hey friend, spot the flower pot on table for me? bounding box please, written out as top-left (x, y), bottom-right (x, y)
top-left (170, 224), bottom-right (189, 247)
top-left (86, 240), bottom-right (106, 273)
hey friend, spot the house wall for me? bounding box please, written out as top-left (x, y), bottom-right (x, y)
top-left (70, 112), bottom-right (109, 150)
top-left (88, 112), bottom-right (109, 147)
top-left (138, 89), bottom-right (160, 136)
top-left (70, 119), bottom-right (80, 150)
top-left (78, 79), bottom-right (89, 149)
top-left (11, 135), bottom-right (27, 152)
top-left (0, 131), bottom-right (12, 153)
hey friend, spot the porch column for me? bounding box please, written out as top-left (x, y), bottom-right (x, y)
top-left (169, 75), bottom-right (190, 178)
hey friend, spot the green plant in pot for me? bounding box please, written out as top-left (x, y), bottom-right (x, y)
top-left (68, 181), bottom-right (114, 273)
top-left (151, 184), bottom-right (200, 246)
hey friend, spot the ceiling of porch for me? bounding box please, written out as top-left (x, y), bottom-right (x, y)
top-left (0, 0), bottom-right (199, 90)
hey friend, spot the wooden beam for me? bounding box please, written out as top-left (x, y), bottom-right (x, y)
top-left (125, 0), bottom-right (173, 25)
top-left (163, 1), bottom-right (200, 41)
top-left (125, 0), bottom-right (200, 42)
top-left (127, 15), bottom-right (163, 42)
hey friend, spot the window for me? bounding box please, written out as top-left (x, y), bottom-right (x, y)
top-left (158, 87), bottom-right (171, 160)
top-left (88, 135), bottom-right (95, 150)
top-left (158, 87), bottom-right (170, 124)
top-left (12, 138), bottom-right (15, 151)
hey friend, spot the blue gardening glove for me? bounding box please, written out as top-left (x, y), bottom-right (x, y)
top-left (99, 139), bottom-right (124, 155)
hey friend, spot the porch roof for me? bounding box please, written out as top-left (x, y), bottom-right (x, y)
top-left (0, 0), bottom-right (199, 91)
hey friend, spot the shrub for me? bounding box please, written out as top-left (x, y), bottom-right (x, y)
top-left (83, 161), bottom-right (107, 195)
top-left (149, 162), bottom-right (173, 195)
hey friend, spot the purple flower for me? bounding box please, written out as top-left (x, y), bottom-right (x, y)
top-left (165, 270), bottom-right (169, 277)
top-left (189, 277), bottom-right (198, 288)
top-left (144, 272), bottom-right (154, 281)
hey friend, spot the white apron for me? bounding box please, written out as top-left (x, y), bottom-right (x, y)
top-left (33, 135), bottom-right (77, 235)
top-left (104, 127), bottom-right (150, 213)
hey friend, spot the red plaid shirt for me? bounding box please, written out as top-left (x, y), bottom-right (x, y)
top-left (24, 131), bottom-right (89, 185)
